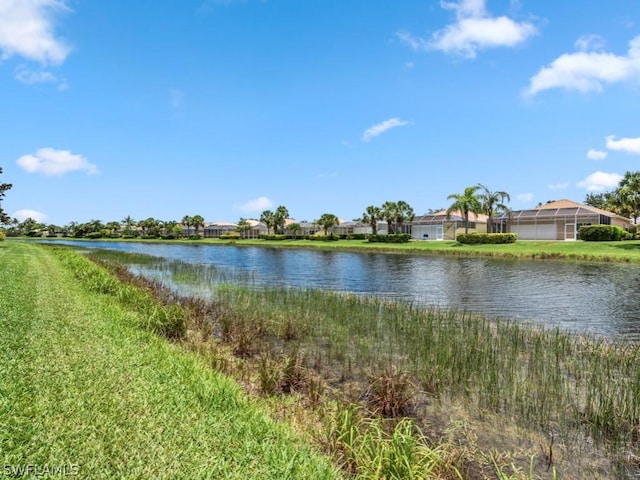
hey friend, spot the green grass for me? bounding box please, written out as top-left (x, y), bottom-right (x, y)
top-left (0, 242), bottom-right (339, 479)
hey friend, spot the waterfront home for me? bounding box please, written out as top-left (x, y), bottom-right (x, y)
top-left (495, 199), bottom-right (631, 240)
top-left (411, 210), bottom-right (488, 241)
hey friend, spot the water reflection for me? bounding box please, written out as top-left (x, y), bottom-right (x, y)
top-left (43, 240), bottom-right (640, 341)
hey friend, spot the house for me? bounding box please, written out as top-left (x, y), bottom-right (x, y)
top-left (495, 199), bottom-right (631, 241)
top-left (203, 222), bottom-right (237, 238)
top-left (411, 210), bottom-right (488, 241)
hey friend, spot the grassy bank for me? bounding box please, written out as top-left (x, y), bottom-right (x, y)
top-left (203, 238), bottom-right (640, 263)
top-left (35, 236), bottom-right (640, 263)
top-left (0, 242), bottom-right (338, 479)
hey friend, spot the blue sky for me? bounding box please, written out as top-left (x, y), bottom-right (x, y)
top-left (2, 0), bottom-right (640, 226)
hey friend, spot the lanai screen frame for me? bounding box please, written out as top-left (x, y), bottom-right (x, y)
top-left (495, 207), bottom-right (606, 239)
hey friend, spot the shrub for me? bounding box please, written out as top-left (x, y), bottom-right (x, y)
top-left (309, 234), bottom-right (340, 241)
top-left (187, 234), bottom-right (201, 240)
top-left (348, 233), bottom-right (367, 240)
top-left (456, 233), bottom-right (517, 244)
top-left (0, 230), bottom-right (5, 241)
top-left (220, 233), bottom-right (241, 240)
top-left (261, 234), bottom-right (287, 241)
top-left (85, 231), bottom-right (104, 239)
top-left (368, 234), bottom-right (411, 244)
top-left (579, 225), bottom-right (625, 241)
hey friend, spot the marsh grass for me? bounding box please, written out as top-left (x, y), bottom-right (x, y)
top-left (212, 285), bottom-right (640, 476)
top-left (59, 244), bottom-right (640, 477)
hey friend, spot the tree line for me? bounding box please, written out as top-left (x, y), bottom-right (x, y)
top-left (584, 171), bottom-right (640, 224)
top-left (0, 184), bottom-right (513, 239)
top-left (8, 171), bottom-right (639, 240)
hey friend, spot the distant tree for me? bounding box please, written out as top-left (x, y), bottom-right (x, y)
top-left (65, 221), bottom-right (79, 237)
top-left (87, 219), bottom-right (104, 234)
top-left (584, 193), bottom-right (612, 210)
top-left (0, 167), bottom-right (12, 224)
top-left (477, 184), bottom-right (511, 233)
top-left (426, 208), bottom-right (445, 214)
top-left (181, 215), bottom-right (193, 237)
top-left (381, 201), bottom-right (397, 233)
top-left (160, 220), bottom-right (181, 239)
top-left (122, 215), bottom-right (136, 230)
top-left (447, 186), bottom-right (482, 234)
top-left (393, 200), bottom-right (415, 234)
top-left (274, 205), bottom-right (289, 234)
top-left (288, 222), bottom-right (302, 239)
top-left (46, 224), bottom-right (61, 236)
top-left (260, 210), bottom-right (276, 235)
top-left (361, 205), bottom-right (382, 235)
top-left (617, 171), bottom-right (640, 223)
top-left (20, 217), bottom-right (44, 237)
top-left (191, 215), bottom-right (205, 237)
top-left (106, 221), bottom-right (121, 236)
top-left (316, 213), bottom-right (339, 236)
top-left (236, 218), bottom-right (252, 239)
top-left (138, 217), bottom-right (160, 237)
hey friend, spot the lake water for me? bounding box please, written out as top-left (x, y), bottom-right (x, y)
top-left (47, 240), bottom-right (640, 341)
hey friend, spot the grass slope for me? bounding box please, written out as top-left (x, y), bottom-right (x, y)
top-left (0, 242), bottom-right (338, 479)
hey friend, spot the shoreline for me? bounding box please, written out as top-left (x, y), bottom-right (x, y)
top-left (23, 236), bottom-right (640, 264)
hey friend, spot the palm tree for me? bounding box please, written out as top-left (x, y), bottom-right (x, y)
top-left (121, 215), bottom-right (136, 233)
top-left (447, 186), bottom-right (482, 234)
top-left (181, 215), bottom-right (193, 238)
top-left (138, 217), bottom-right (159, 237)
top-left (236, 218), bottom-right (252, 239)
top-left (0, 167), bottom-right (12, 224)
top-left (316, 213), bottom-right (339, 236)
top-left (617, 171), bottom-right (640, 224)
top-left (361, 205), bottom-right (382, 235)
top-left (260, 210), bottom-right (276, 235)
top-left (191, 215), bottom-right (205, 237)
top-left (87, 218), bottom-right (104, 234)
top-left (394, 200), bottom-right (415, 234)
top-left (477, 184), bottom-right (511, 233)
top-left (381, 201), bottom-right (397, 234)
top-left (288, 222), bottom-right (302, 239)
top-left (106, 221), bottom-right (121, 237)
top-left (274, 205), bottom-right (289, 234)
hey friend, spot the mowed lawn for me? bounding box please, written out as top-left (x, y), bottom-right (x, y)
top-left (0, 242), bottom-right (338, 479)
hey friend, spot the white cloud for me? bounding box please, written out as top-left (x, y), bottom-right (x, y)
top-left (577, 171), bottom-right (622, 191)
top-left (516, 192), bottom-right (534, 203)
top-left (575, 34), bottom-right (606, 52)
top-left (16, 148), bottom-right (98, 176)
top-left (547, 182), bottom-right (569, 190)
top-left (236, 196), bottom-right (273, 213)
top-left (14, 65), bottom-right (67, 89)
top-left (606, 135), bottom-right (640, 155)
top-left (525, 35), bottom-right (640, 97)
top-left (587, 148), bottom-right (608, 160)
top-left (0, 0), bottom-right (71, 65)
top-left (362, 118), bottom-right (409, 142)
top-left (13, 209), bottom-right (47, 222)
top-left (398, 0), bottom-right (536, 58)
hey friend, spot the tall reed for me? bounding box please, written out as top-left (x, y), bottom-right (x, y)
top-left (214, 285), bottom-right (640, 466)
